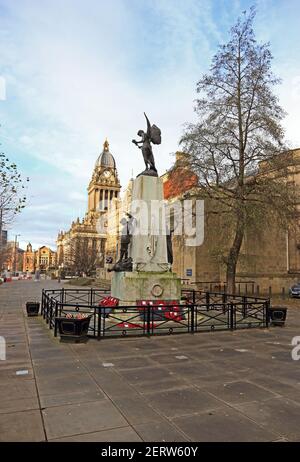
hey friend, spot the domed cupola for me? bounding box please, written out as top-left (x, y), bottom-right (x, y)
top-left (95, 139), bottom-right (116, 169)
top-left (87, 138), bottom-right (120, 214)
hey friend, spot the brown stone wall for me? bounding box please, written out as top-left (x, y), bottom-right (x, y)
top-left (165, 149), bottom-right (300, 293)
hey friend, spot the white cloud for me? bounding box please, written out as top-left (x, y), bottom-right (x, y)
top-left (1, 0), bottom-right (221, 181)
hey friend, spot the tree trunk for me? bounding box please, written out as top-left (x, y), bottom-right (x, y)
top-left (226, 216), bottom-right (245, 294)
top-left (226, 40), bottom-right (245, 295)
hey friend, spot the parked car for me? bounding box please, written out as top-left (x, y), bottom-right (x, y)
top-left (289, 283), bottom-right (300, 298)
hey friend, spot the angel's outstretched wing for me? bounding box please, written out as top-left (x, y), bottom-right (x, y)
top-left (144, 112), bottom-right (151, 137)
top-left (143, 112), bottom-right (161, 145)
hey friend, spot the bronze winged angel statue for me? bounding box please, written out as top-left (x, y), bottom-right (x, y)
top-left (132, 112), bottom-right (161, 177)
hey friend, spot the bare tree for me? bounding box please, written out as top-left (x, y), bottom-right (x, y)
top-left (67, 236), bottom-right (104, 277)
top-left (0, 153), bottom-right (29, 249)
top-left (0, 244), bottom-right (9, 272)
top-left (180, 7), bottom-right (297, 293)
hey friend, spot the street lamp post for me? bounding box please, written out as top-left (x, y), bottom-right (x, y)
top-left (0, 208), bottom-right (7, 252)
top-left (0, 202), bottom-right (9, 252)
top-left (13, 234), bottom-right (21, 276)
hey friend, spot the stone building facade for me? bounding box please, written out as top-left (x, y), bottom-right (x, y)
top-left (3, 241), bottom-right (56, 273)
top-left (22, 243), bottom-right (35, 272)
top-left (161, 149), bottom-right (300, 294)
top-left (22, 243), bottom-right (57, 273)
top-left (56, 140), bottom-right (121, 276)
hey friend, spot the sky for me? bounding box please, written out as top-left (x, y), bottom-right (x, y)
top-left (0, 0), bottom-right (300, 250)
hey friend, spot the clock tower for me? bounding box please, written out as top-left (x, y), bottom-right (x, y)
top-left (87, 139), bottom-right (121, 215)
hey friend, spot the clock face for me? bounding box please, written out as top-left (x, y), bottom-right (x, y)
top-left (103, 170), bottom-right (111, 178)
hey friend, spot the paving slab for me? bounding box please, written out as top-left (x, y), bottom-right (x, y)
top-left (30, 346), bottom-right (74, 361)
top-left (36, 372), bottom-right (102, 396)
top-left (0, 363), bottom-right (34, 381)
top-left (0, 379), bottom-right (37, 400)
top-left (112, 393), bottom-right (164, 425)
top-left (173, 407), bottom-right (278, 442)
top-left (133, 421), bottom-right (189, 442)
top-left (85, 366), bottom-right (140, 397)
top-left (165, 360), bottom-right (221, 380)
top-left (132, 377), bottom-right (190, 394)
top-left (144, 387), bottom-right (224, 418)
top-left (204, 380), bottom-right (277, 405)
top-left (267, 364), bottom-right (300, 386)
top-left (50, 426), bottom-right (142, 442)
top-left (34, 361), bottom-right (87, 378)
top-left (0, 410), bottom-right (45, 442)
top-left (247, 374), bottom-right (300, 396)
top-left (147, 353), bottom-right (194, 365)
top-left (42, 400), bottom-right (128, 440)
top-left (234, 397), bottom-right (300, 440)
top-left (118, 365), bottom-right (178, 385)
top-left (0, 396), bottom-right (40, 414)
top-left (40, 390), bottom-right (107, 408)
top-left (107, 355), bottom-right (156, 370)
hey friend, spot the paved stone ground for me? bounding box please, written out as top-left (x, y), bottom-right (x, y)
top-left (1, 280), bottom-right (300, 442)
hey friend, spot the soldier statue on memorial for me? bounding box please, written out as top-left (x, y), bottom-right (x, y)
top-left (108, 213), bottom-right (135, 272)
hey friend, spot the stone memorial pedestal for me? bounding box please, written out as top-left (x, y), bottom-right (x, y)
top-left (111, 271), bottom-right (181, 305)
top-left (111, 175), bottom-right (181, 305)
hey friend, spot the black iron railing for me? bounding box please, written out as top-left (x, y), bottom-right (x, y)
top-left (181, 280), bottom-right (265, 296)
top-left (41, 288), bottom-right (270, 339)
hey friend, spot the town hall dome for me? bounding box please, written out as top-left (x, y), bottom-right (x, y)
top-left (95, 139), bottom-right (116, 169)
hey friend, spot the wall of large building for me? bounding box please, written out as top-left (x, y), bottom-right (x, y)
top-left (162, 149), bottom-right (300, 294)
